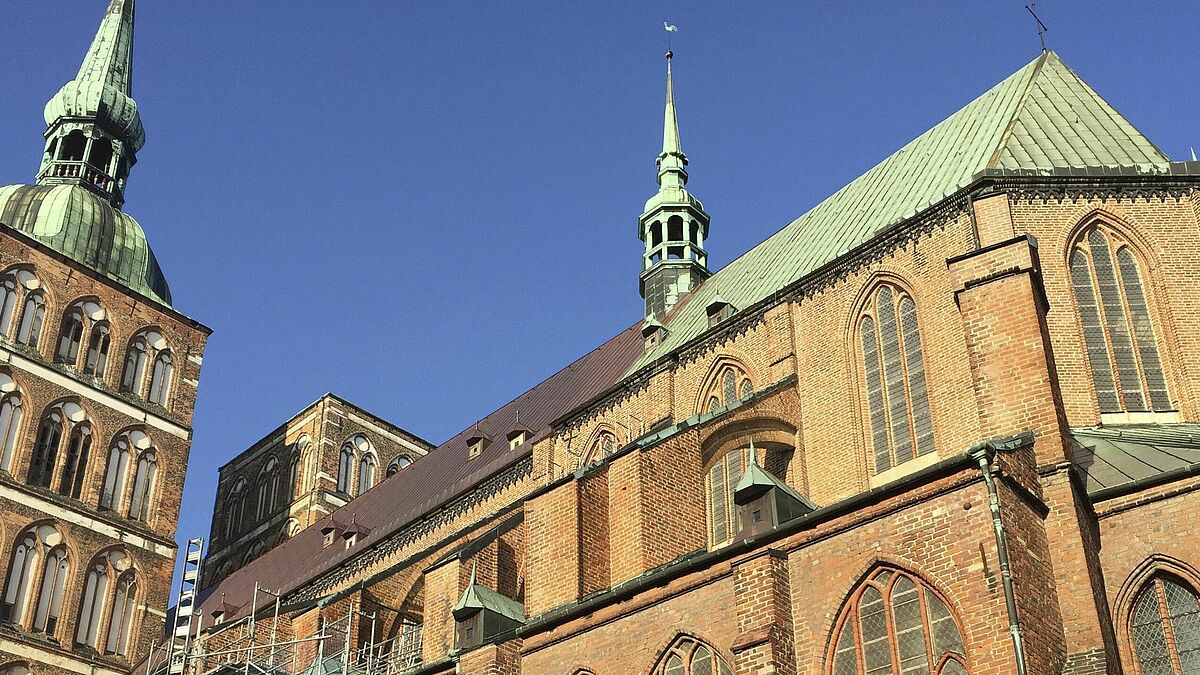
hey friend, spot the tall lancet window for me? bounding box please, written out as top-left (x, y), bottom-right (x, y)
top-left (1069, 225), bottom-right (1171, 414)
top-left (15, 292), bottom-right (45, 348)
top-left (859, 285), bottom-right (934, 474)
top-left (0, 389), bottom-right (23, 474)
top-left (57, 423), bottom-right (92, 500)
top-left (1, 524), bottom-right (66, 633)
top-left (357, 454), bottom-right (376, 495)
top-left (128, 451), bottom-right (157, 523)
top-left (1130, 575), bottom-right (1200, 674)
top-left (0, 269), bottom-right (43, 343)
top-left (122, 330), bottom-right (173, 406)
top-left (105, 573), bottom-right (137, 655)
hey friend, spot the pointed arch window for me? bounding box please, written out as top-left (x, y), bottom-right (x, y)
top-left (148, 350), bottom-right (173, 406)
top-left (101, 434), bottom-right (140, 511)
top-left (15, 292), bottom-right (45, 348)
top-left (701, 361), bottom-right (753, 415)
top-left (256, 457), bottom-right (279, 520)
top-left (28, 411), bottom-right (64, 489)
top-left (128, 452), bottom-right (157, 523)
top-left (105, 573), bottom-right (137, 656)
top-left (652, 635), bottom-right (734, 675)
top-left (707, 447), bottom-right (748, 547)
top-left (829, 568), bottom-right (966, 675)
top-left (57, 423), bottom-right (92, 499)
top-left (84, 323), bottom-right (111, 378)
top-left (32, 547), bottom-right (68, 634)
top-left (357, 454), bottom-right (376, 495)
top-left (1, 534), bottom-right (39, 625)
top-left (1069, 225), bottom-right (1171, 413)
top-left (338, 445), bottom-right (354, 494)
top-left (122, 330), bottom-right (172, 406)
top-left (0, 280), bottom-right (18, 336)
top-left (0, 392), bottom-right (23, 474)
top-left (2, 525), bottom-right (66, 632)
top-left (582, 429), bottom-right (619, 467)
top-left (1130, 575), bottom-right (1200, 674)
top-left (55, 310), bottom-right (85, 365)
top-left (225, 479), bottom-right (247, 540)
top-left (859, 285), bottom-right (934, 474)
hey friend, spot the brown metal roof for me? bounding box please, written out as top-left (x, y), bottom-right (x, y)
top-left (198, 320), bottom-right (644, 620)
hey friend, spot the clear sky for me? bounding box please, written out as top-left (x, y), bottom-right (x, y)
top-left (0, 2), bottom-right (1197, 585)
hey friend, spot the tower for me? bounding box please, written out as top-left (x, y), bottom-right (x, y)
top-left (39, 0), bottom-right (143, 208)
top-left (638, 50), bottom-right (710, 319)
top-left (0, 2), bottom-right (210, 671)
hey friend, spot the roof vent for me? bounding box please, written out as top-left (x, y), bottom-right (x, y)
top-left (642, 317), bottom-right (666, 352)
top-left (706, 293), bottom-right (734, 327)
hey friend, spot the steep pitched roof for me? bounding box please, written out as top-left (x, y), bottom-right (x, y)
top-left (198, 322), bottom-right (644, 620)
top-left (628, 51), bottom-right (1171, 372)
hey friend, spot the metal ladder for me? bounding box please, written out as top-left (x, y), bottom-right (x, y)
top-left (167, 537), bottom-right (205, 675)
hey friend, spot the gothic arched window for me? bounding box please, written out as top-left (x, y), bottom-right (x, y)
top-left (1, 533), bottom-right (39, 625)
top-left (829, 568), bottom-right (966, 675)
top-left (859, 285), bottom-right (934, 474)
top-left (707, 447), bottom-right (747, 547)
top-left (121, 330), bottom-right (171, 405)
top-left (226, 478), bottom-right (247, 540)
top-left (15, 292), bottom-right (45, 348)
top-left (1130, 575), bottom-right (1200, 674)
top-left (652, 635), bottom-right (734, 675)
top-left (105, 572), bottom-right (137, 655)
top-left (1069, 225), bottom-right (1171, 414)
top-left (128, 452), bottom-right (157, 523)
top-left (57, 423), bottom-right (92, 500)
top-left (0, 280), bottom-right (17, 336)
top-left (1, 524), bottom-right (66, 632)
top-left (101, 432), bottom-right (146, 511)
top-left (700, 361), bottom-right (753, 415)
top-left (338, 444), bottom-right (353, 494)
top-left (357, 454), bottom-right (376, 495)
top-left (0, 269), bottom-right (42, 342)
top-left (55, 310), bottom-right (84, 365)
top-left (76, 550), bottom-right (135, 650)
top-left (148, 350), bottom-right (173, 406)
top-left (583, 429), bottom-right (619, 466)
top-left (0, 391), bottom-right (23, 474)
top-left (287, 449), bottom-right (301, 500)
top-left (32, 546), bottom-right (68, 635)
top-left (28, 411), bottom-right (64, 488)
top-left (84, 323), bottom-right (111, 378)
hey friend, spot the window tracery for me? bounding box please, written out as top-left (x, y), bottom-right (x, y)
top-left (1, 523), bottom-right (67, 637)
top-left (121, 329), bottom-right (173, 407)
top-left (75, 548), bottom-right (134, 652)
top-left (28, 401), bottom-right (89, 492)
top-left (652, 635), bottom-right (734, 675)
top-left (338, 434), bottom-right (375, 496)
top-left (582, 428), bottom-right (619, 467)
top-left (0, 269), bottom-right (42, 342)
top-left (128, 451), bottom-right (157, 523)
top-left (1130, 575), bottom-right (1200, 674)
top-left (700, 361), bottom-right (753, 414)
top-left (1069, 224), bottom-right (1171, 413)
top-left (859, 284), bottom-right (934, 474)
top-left (829, 568), bottom-right (966, 675)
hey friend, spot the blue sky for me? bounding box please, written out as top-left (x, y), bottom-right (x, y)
top-left (0, 2), bottom-right (1197, 583)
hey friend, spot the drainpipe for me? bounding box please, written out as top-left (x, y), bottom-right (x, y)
top-left (968, 431), bottom-right (1033, 675)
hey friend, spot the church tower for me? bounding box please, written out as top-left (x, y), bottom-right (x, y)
top-left (39, 0), bottom-right (143, 208)
top-left (638, 51), bottom-right (710, 319)
top-left (0, 2), bottom-right (210, 672)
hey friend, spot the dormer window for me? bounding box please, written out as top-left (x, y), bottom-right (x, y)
top-left (467, 430), bottom-right (490, 460)
top-left (509, 433), bottom-right (525, 450)
top-left (320, 522), bottom-right (342, 548)
top-left (706, 294), bottom-right (734, 327)
top-left (345, 533), bottom-right (357, 549)
top-left (342, 519), bottom-right (369, 550)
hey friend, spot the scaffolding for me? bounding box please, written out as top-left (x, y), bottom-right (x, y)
top-left (147, 574), bottom-right (423, 675)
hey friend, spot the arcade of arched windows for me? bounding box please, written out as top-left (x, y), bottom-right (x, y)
top-left (697, 358), bottom-right (755, 416)
top-left (0, 263), bottom-right (186, 412)
top-left (0, 384), bottom-right (165, 528)
top-left (338, 434), bottom-right (378, 497)
top-left (219, 435), bottom-right (312, 543)
top-left (0, 523), bottom-right (141, 659)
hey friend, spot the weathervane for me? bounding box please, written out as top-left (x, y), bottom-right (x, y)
top-left (664, 22), bottom-right (678, 58)
top-left (1025, 3), bottom-right (1048, 53)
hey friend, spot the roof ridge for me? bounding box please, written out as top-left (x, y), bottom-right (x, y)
top-left (987, 52), bottom-right (1050, 168)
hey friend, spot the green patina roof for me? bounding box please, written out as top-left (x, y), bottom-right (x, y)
top-left (628, 52), bottom-right (1170, 373)
top-left (45, 0), bottom-right (143, 151)
top-left (0, 183), bottom-right (171, 305)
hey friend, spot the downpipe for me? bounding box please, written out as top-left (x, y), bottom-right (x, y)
top-left (969, 432), bottom-right (1033, 675)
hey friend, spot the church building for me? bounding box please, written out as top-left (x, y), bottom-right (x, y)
top-left (0, 2), bottom-right (211, 675)
top-left (180, 40), bottom-right (1200, 675)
